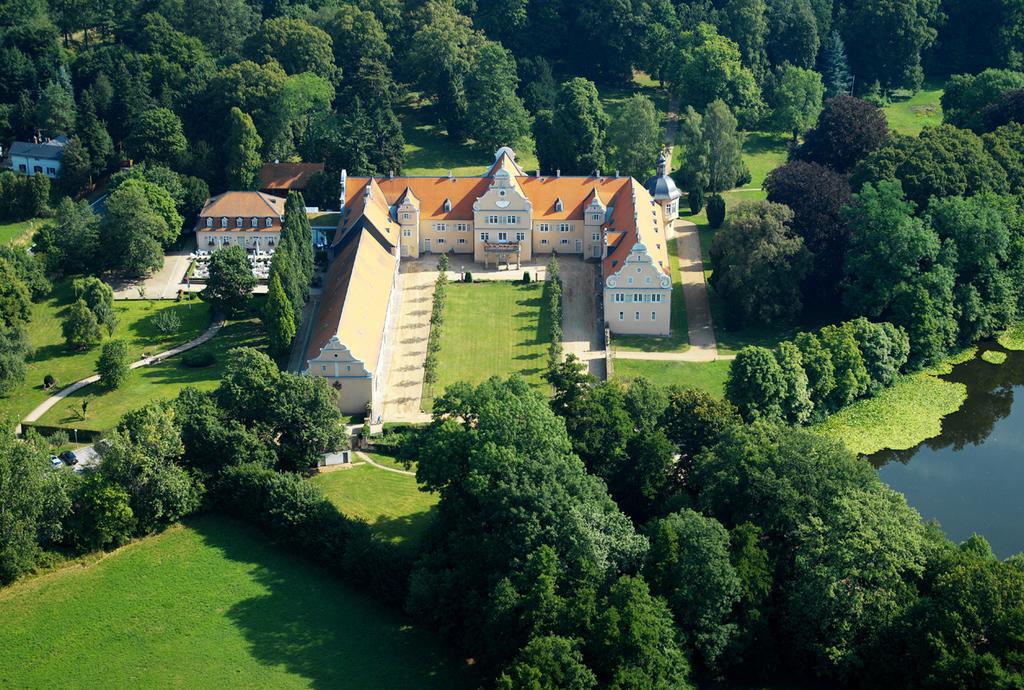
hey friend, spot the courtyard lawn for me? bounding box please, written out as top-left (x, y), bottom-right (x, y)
top-left (311, 463), bottom-right (437, 546)
top-left (0, 217), bottom-right (42, 245)
top-left (741, 131), bottom-right (790, 189)
top-left (612, 237), bottom-right (690, 353)
top-left (0, 281), bottom-right (212, 426)
top-left (883, 82), bottom-right (944, 135)
top-left (0, 515), bottom-right (470, 689)
top-left (613, 358), bottom-right (732, 399)
top-left (425, 281), bottom-right (551, 407)
top-left (37, 319), bottom-right (265, 434)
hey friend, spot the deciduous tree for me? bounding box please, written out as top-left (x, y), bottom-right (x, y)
top-left (202, 245), bottom-right (255, 317)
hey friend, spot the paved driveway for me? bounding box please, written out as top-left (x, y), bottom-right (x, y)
top-left (379, 261), bottom-right (436, 424)
top-left (558, 259), bottom-right (605, 376)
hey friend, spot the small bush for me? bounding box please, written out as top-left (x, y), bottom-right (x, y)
top-left (464, 271), bottom-right (473, 283)
top-left (181, 350), bottom-right (215, 368)
top-left (43, 374), bottom-right (55, 389)
top-left (707, 194), bottom-right (726, 229)
top-left (522, 270), bottom-right (531, 283)
top-left (688, 189), bottom-right (704, 214)
top-left (151, 309), bottom-right (181, 337)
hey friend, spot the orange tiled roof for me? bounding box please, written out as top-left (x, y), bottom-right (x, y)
top-left (259, 162), bottom-right (324, 191)
top-left (198, 191), bottom-right (285, 219)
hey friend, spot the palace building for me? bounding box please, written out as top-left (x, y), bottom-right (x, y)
top-left (303, 148), bottom-right (675, 415)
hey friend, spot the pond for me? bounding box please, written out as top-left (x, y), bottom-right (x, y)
top-left (869, 346), bottom-right (1024, 558)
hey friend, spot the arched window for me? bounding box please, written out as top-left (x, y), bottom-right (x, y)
top-left (235, 217), bottom-right (243, 227)
top-left (220, 217), bottom-right (227, 227)
top-left (206, 218), bottom-right (213, 228)
top-left (251, 217), bottom-right (258, 227)
top-left (265, 217), bottom-right (273, 228)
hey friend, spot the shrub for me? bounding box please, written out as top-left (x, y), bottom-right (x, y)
top-left (522, 270), bottom-right (531, 283)
top-left (438, 253), bottom-right (450, 272)
top-left (181, 350), bottom-right (215, 368)
top-left (43, 374), bottom-right (55, 389)
top-left (688, 188), bottom-right (704, 214)
top-left (97, 339), bottom-right (131, 389)
top-left (151, 308), bottom-right (181, 336)
top-left (707, 194), bottom-right (726, 228)
top-left (464, 271), bottom-right (473, 283)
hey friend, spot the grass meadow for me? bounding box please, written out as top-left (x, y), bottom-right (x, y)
top-left (0, 280), bottom-right (212, 426)
top-left (0, 218), bottom-right (42, 245)
top-left (310, 462), bottom-right (437, 546)
top-left (423, 280), bottom-right (551, 408)
top-left (882, 82), bottom-right (944, 135)
top-left (0, 515), bottom-right (471, 689)
top-left (37, 318), bottom-right (265, 433)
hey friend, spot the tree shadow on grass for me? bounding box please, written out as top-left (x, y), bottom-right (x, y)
top-left (190, 515), bottom-right (472, 690)
top-left (368, 508), bottom-right (437, 546)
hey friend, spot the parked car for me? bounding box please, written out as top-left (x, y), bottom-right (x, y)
top-left (59, 450), bottom-right (78, 466)
top-left (49, 455), bottom-right (62, 468)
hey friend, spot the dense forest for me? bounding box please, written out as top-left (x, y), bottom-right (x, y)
top-left (4, 0), bottom-right (1024, 688)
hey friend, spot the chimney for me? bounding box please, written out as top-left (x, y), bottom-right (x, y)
top-left (448, 169), bottom-right (454, 179)
top-left (556, 169), bottom-right (561, 178)
top-left (339, 170), bottom-right (347, 215)
top-left (389, 170), bottom-right (394, 179)
top-left (596, 169), bottom-right (601, 178)
top-left (614, 170), bottom-right (619, 178)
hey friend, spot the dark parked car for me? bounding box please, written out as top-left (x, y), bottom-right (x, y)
top-left (59, 450), bottom-right (78, 466)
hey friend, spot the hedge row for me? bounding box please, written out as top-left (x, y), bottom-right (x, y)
top-left (213, 463), bottom-right (412, 604)
top-left (422, 257), bottom-right (449, 393)
top-left (546, 256), bottom-right (563, 371)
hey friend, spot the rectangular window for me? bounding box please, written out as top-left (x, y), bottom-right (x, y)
top-left (592, 233), bottom-right (599, 241)
top-left (480, 232), bottom-right (490, 241)
top-left (613, 293), bottom-right (624, 303)
top-left (634, 293), bottom-right (644, 302)
top-left (497, 232), bottom-right (508, 241)
top-left (558, 223), bottom-right (571, 232)
top-left (592, 214), bottom-right (601, 221)
top-left (539, 223), bottom-right (549, 232)
top-left (403, 229), bottom-right (412, 237)
top-left (651, 311), bottom-right (657, 321)
top-left (321, 365), bottom-right (326, 372)
top-left (560, 238), bottom-right (569, 245)
top-left (33, 165), bottom-right (42, 173)
top-left (635, 311), bottom-right (640, 320)
top-left (652, 293), bottom-right (663, 303)
top-left (541, 239), bottom-right (548, 244)
top-left (458, 238), bottom-right (466, 244)
top-left (618, 311), bottom-right (624, 321)
top-left (434, 223), bottom-right (447, 232)
top-left (506, 215), bottom-right (517, 224)
top-left (457, 223), bottom-right (469, 232)
top-left (487, 215), bottom-right (499, 224)
top-left (516, 232), bottom-right (525, 241)
top-left (403, 213), bottom-right (411, 220)
top-left (437, 237), bottom-right (446, 244)
top-left (18, 164), bottom-right (26, 172)
top-left (46, 167), bottom-right (56, 176)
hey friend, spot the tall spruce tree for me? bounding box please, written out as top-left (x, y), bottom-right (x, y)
top-left (821, 31), bottom-right (853, 98)
top-left (225, 107), bottom-right (262, 190)
top-left (284, 191), bottom-right (313, 284)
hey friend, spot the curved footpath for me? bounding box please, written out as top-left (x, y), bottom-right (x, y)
top-left (20, 317), bottom-right (226, 430)
top-left (356, 450), bottom-right (415, 476)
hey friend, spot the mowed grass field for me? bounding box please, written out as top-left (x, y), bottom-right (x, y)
top-left (883, 82), bottom-right (944, 135)
top-left (0, 515), bottom-right (471, 689)
top-left (0, 281), bottom-right (212, 425)
top-left (425, 281), bottom-right (551, 407)
top-left (38, 318), bottom-right (265, 433)
top-left (613, 358), bottom-right (732, 399)
top-left (311, 462), bottom-right (437, 546)
top-left (0, 218), bottom-right (42, 245)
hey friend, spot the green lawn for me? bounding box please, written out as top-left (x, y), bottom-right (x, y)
top-left (613, 358), bottom-right (732, 399)
top-left (37, 319), bottom-right (265, 433)
top-left (741, 131), bottom-right (790, 189)
top-left (612, 237), bottom-right (689, 353)
top-left (0, 281), bottom-right (212, 427)
top-left (366, 450), bottom-right (416, 472)
top-left (0, 515), bottom-right (470, 689)
top-left (425, 281), bottom-right (551, 408)
top-left (883, 82), bottom-right (944, 135)
top-left (0, 218), bottom-right (43, 245)
top-left (311, 463), bottom-right (437, 546)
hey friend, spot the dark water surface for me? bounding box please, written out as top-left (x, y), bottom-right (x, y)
top-left (869, 347), bottom-right (1024, 558)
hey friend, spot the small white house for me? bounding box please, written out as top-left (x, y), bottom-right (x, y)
top-left (7, 136), bottom-right (68, 178)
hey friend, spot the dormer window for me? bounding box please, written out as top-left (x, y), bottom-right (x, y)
top-left (235, 217), bottom-right (243, 227)
top-left (220, 217), bottom-right (228, 228)
top-left (206, 217), bottom-right (213, 228)
top-left (265, 217), bottom-right (273, 227)
top-left (443, 198), bottom-right (452, 212)
top-left (251, 217), bottom-right (258, 227)
top-left (554, 198), bottom-right (563, 212)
